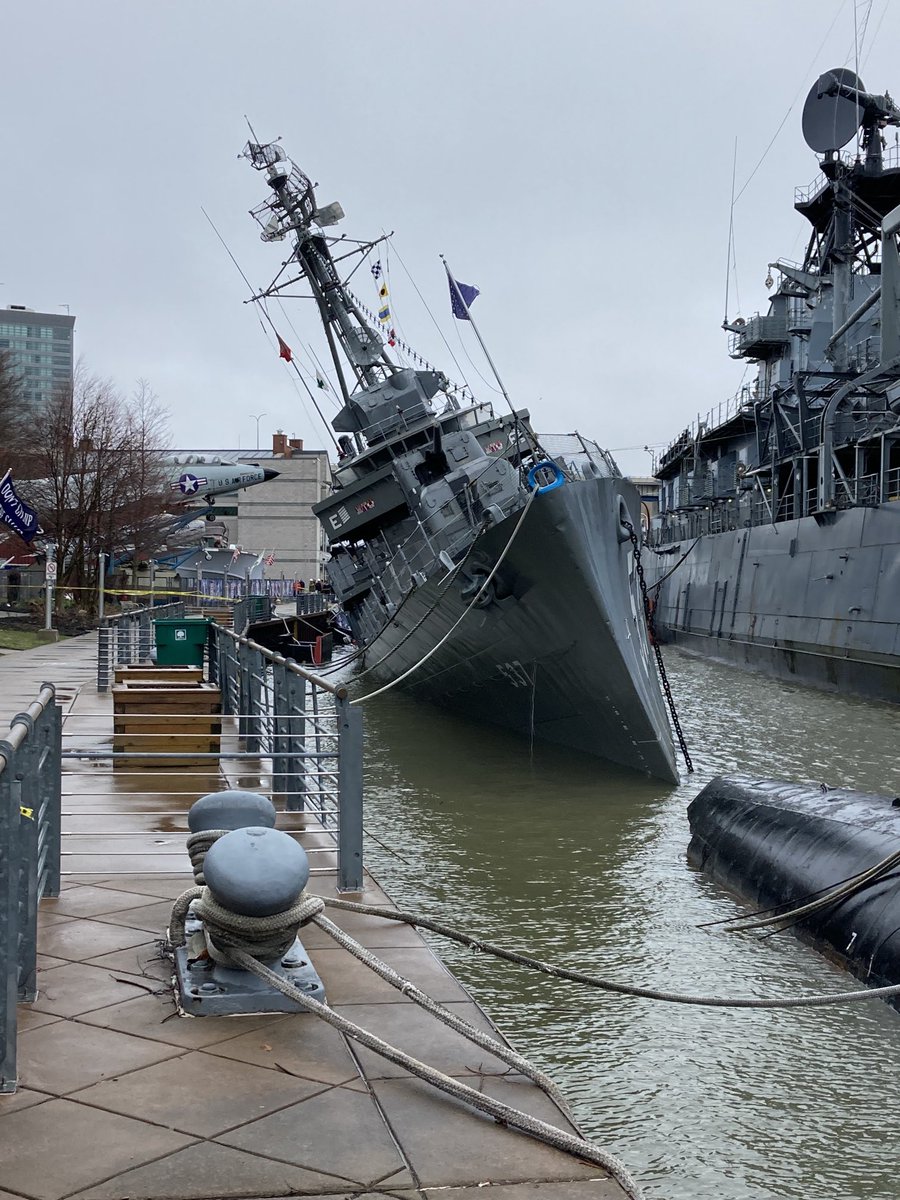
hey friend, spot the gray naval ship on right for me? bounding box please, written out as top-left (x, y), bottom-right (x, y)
top-left (647, 69), bottom-right (900, 703)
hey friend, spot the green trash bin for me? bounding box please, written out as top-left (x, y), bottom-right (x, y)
top-left (154, 617), bottom-right (210, 667)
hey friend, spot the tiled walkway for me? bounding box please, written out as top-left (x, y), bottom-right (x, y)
top-left (0, 632), bottom-right (624, 1200)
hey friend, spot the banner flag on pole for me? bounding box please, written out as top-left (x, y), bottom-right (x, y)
top-left (276, 334), bottom-right (293, 362)
top-left (0, 471), bottom-right (40, 543)
top-left (448, 275), bottom-right (480, 320)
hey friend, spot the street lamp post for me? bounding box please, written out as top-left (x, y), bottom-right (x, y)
top-left (250, 412), bottom-right (267, 451)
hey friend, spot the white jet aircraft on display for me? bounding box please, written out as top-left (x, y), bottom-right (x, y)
top-left (164, 455), bottom-right (279, 516)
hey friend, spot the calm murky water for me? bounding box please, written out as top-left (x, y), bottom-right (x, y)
top-left (349, 650), bottom-right (900, 1200)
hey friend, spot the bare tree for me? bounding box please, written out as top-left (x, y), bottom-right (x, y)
top-left (22, 369), bottom-right (172, 611)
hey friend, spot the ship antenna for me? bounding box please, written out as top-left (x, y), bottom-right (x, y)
top-left (722, 137), bottom-right (738, 328)
top-left (440, 254), bottom-right (538, 454)
top-left (244, 114), bottom-right (264, 146)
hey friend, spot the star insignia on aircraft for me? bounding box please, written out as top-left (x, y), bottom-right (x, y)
top-left (175, 473), bottom-right (208, 495)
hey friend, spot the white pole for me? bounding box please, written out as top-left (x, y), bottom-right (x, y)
top-left (98, 552), bottom-right (105, 619)
top-left (149, 558), bottom-right (155, 608)
top-left (44, 544), bottom-right (55, 631)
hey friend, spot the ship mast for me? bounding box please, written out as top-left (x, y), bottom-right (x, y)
top-left (241, 140), bottom-right (396, 406)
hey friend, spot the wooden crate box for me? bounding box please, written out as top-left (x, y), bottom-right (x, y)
top-left (113, 665), bottom-right (205, 685)
top-left (112, 681), bottom-right (222, 769)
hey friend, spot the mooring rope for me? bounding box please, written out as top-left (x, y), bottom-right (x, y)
top-left (230, 948), bottom-right (645, 1198)
top-left (167, 883), bottom-right (641, 1198)
top-left (708, 846), bottom-right (900, 934)
top-left (322, 896), bottom-right (900, 1009)
top-left (312, 910), bottom-right (573, 1116)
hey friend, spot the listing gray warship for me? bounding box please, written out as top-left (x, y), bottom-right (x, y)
top-left (647, 69), bottom-right (900, 703)
top-left (241, 139), bottom-right (679, 782)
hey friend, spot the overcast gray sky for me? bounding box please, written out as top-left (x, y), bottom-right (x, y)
top-left (3, 0), bottom-right (897, 475)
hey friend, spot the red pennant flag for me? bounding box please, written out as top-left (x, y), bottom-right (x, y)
top-left (277, 335), bottom-right (292, 363)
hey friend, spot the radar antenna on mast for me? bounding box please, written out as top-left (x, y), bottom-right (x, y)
top-left (801, 68), bottom-right (900, 157)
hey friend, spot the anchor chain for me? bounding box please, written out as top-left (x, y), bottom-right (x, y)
top-left (624, 520), bottom-right (694, 773)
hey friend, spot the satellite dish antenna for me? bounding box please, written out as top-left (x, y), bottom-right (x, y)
top-left (802, 68), bottom-right (865, 153)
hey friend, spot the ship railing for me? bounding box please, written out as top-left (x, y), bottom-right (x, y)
top-left (295, 592), bottom-right (332, 617)
top-left (795, 145), bottom-right (900, 206)
top-left (538, 433), bottom-right (619, 479)
top-left (727, 315), bottom-right (789, 358)
top-left (360, 398), bottom-right (497, 447)
top-left (775, 494), bottom-right (796, 522)
top-left (658, 391), bottom-right (756, 470)
top-left (350, 481), bottom-right (530, 632)
top-left (833, 472), bottom-right (881, 509)
top-left (653, 467), bottom-right (897, 545)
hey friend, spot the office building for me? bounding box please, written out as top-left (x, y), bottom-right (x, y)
top-left (0, 305), bottom-right (75, 414)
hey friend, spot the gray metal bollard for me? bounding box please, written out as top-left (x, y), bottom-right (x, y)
top-left (204, 827), bottom-right (309, 918)
top-left (172, 825), bottom-right (323, 1015)
top-left (185, 791), bottom-right (277, 886)
top-left (188, 790), bottom-right (276, 833)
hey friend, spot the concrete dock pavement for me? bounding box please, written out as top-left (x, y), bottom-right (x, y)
top-left (0, 630), bottom-right (629, 1200)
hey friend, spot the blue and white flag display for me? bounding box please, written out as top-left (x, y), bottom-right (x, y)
top-left (0, 470), bottom-right (39, 543)
top-left (448, 275), bottom-right (480, 320)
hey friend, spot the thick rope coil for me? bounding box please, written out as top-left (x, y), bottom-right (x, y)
top-left (185, 830), bottom-right (229, 884)
top-left (168, 885), bottom-right (203, 949)
top-left (168, 885), bottom-right (323, 960)
top-left (194, 888), bottom-right (323, 960)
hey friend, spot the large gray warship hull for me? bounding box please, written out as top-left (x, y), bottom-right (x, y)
top-left (647, 503), bottom-right (900, 703)
top-left (361, 476), bottom-right (678, 781)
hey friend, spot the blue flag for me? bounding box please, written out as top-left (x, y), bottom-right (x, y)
top-left (448, 275), bottom-right (480, 320)
top-left (0, 470), bottom-right (40, 543)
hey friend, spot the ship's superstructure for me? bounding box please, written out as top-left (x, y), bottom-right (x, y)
top-left (648, 70), bottom-right (900, 701)
top-left (241, 140), bottom-right (679, 781)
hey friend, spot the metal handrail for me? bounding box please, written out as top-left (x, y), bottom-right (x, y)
top-left (217, 627), bottom-right (345, 696)
top-left (97, 600), bottom-right (187, 692)
top-left (1, 684), bottom-right (62, 1094)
